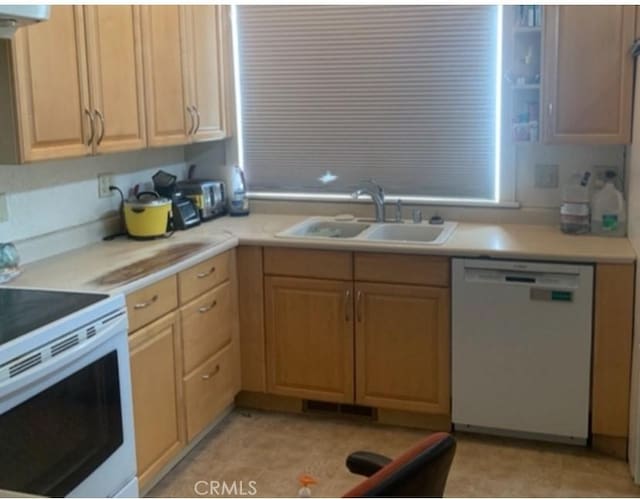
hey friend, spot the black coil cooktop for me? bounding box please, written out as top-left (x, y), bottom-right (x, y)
top-left (0, 288), bottom-right (109, 347)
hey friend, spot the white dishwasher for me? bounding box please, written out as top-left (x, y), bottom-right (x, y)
top-left (452, 258), bottom-right (593, 444)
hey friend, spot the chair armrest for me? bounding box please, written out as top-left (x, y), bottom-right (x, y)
top-left (346, 451), bottom-right (393, 477)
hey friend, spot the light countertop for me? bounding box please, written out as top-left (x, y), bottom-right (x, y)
top-left (5, 214), bottom-right (636, 295)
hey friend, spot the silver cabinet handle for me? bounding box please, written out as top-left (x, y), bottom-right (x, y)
top-left (134, 294), bottom-right (158, 309)
top-left (356, 290), bottom-right (363, 323)
top-left (548, 102), bottom-right (553, 115)
top-left (186, 106), bottom-right (195, 135)
top-left (193, 106), bottom-right (201, 135)
top-left (95, 109), bottom-right (105, 145)
top-left (201, 364), bottom-right (220, 380)
top-left (196, 266), bottom-right (215, 278)
top-left (198, 299), bottom-right (217, 314)
top-left (84, 109), bottom-right (95, 146)
top-left (344, 289), bottom-right (351, 322)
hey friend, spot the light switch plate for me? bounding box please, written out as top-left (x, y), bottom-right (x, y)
top-left (534, 164), bottom-right (559, 189)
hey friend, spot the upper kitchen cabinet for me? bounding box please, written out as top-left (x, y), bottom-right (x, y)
top-left (0, 5), bottom-right (147, 163)
top-left (184, 6), bottom-right (227, 142)
top-left (0, 6), bottom-right (92, 162)
top-left (84, 6), bottom-right (147, 154)
top-left (140, 5), bottom-right (190, 147)
top-left (542, 6), bottom-right (635, 144)
top-left (140, 5), bottom-right (228, 147)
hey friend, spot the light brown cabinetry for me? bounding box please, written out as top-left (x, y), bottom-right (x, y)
top-left (0, 5), bottom-right (147, 163)
top-left (260, 247), bottom-right (451, 417)
top-left (354, 282), bottom-right (450, 414)
top-left (128, 312), bottom-right (184, 490)
top-left (238, 246), bottom-right (267, 392)
top-left (126, 248), bottom-right (240, 492)
top-left (184, 343), bottom-right (236, 441)
top-left (265, 276), bottom-right (354, 403)
top-left (184, 5), bottom-right (227, 142)
top-left (125, 275), bottom-right (178, 332)
top-left (84, 5), bottom-right (147, 154)
top-left (0, 6), bottom-right (91, 162)
top-left (542, 6), bottom-right (635, 144)
top-left (181, 280), bottom-right (234, 374)
top-left (139, 5), bottom-right (189, 147)
top-left (591, 263), bottom-right (635, 459)
top-left (141, 5), bottom-right (227, 147)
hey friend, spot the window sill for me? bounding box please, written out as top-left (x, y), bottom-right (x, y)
top-left (247, 191), bottom-right (521, 209)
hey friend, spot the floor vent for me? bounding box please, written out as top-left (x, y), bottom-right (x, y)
top-left (303, 400), bottom-right (375, 419)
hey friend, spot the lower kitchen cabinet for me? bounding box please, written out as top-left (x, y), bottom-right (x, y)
top-left (128, 312), bottom-right (185, 490)
top-left (355, 282), bottom-right (450, 414)
top-left (184, 343), bottom-right (236, 441)
top-left (265, 276), bottom-right (354, 403)
top-left (180, 280), bottom-right (234, 374)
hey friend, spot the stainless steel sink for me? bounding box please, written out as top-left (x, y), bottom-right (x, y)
top-left (276, 217), bottom-right (457, 245)
top-left (277, 218), bottom-right (370, 239)
top-left (364, 222), bottom-right (456, 244)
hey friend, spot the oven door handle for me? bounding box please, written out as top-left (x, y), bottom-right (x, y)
top-left (0, 312), bottom-right (128, 400)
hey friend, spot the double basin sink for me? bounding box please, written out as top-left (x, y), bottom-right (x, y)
top-left (276, 216), bottom-right (457, 245)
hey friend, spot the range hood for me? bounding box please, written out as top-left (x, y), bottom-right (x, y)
top-left (0, 5), bottom-right (49, 39)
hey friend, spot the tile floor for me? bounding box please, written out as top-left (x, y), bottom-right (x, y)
top-left (149, 409), bottom-right (640, 498)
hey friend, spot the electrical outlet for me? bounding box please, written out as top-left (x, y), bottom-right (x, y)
top-left (534, 164), bottom-right (559, 189)
top-left (98, 173), bottom-right (113, 198)
top-left (0, 193), bottom-right (8, 222)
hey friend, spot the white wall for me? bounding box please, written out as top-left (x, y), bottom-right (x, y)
top-left (516, 143), bottom-right (625, 209)
top-left (0, 147), bottom-right (187, 260)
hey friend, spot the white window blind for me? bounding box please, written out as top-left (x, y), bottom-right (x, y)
top-left (236, 5), bottom-right (500, 200)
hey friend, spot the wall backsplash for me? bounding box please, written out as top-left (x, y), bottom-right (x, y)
top-left (515, 143), bottom-right (626, 209)
top-left (0, 147), bottom-right (187, 261)
top-left (0, 138), bottom-right (628, 264)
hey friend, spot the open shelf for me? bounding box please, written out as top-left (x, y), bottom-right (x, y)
top-left (506, 5), bottom-right (544, 144)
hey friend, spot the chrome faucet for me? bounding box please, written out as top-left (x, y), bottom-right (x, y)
top-left (352, 180), bottom-right (385, 222)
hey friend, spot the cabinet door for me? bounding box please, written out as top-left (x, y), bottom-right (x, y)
top-left (140, 5), bottom-right (190, 147)
top-left (265, 276), bottom-right (354, 403)
top-left (355, 282), bottom-right (450, 414)
top-left (129, 313), bottom-right (185, 490)
top-left (84, 6), bottom-right (146, 154)
top-left (11, 6), bottom-right (92, 161)
top-left (543, 6), bottom-right (635, 144)
top-left (184, 5), bottom-right (226, 142)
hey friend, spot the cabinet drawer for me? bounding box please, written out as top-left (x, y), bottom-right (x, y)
top-left (264, 247), bottom-right (352, 280)
top-left (355, 253), bottom-right (449, 287)
top-left (126, 276), bottom-right (178, 332)
top-left (181, 280), bottom-right (234, 374)
top-left (184, 343), bottom-right (234, 441)
top-left (179, 251), bottom-right (231, 304)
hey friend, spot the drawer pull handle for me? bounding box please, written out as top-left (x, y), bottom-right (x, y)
top-left (201, 364), bottom-right (220, 380)
top-left (356, 290), bottom-right (363, 322)
top-left (196, 266), bottom-right (216, 279)
top-left (198, 300), bottom-right (217, 313)
top-left (134, 294), bottom-right (158, 309)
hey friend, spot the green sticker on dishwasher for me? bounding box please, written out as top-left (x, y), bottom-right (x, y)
top-left (551, 291), bottom-right (573, 302)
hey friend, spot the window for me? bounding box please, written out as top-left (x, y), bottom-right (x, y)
top-left (234, 5), bottom-right (502, 202)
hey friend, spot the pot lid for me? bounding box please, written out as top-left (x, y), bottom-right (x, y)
top-left (125, 191), bottom-right (172, 208)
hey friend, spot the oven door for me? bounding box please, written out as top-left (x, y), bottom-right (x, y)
top-left (0, 313), bottom-right (137, 498)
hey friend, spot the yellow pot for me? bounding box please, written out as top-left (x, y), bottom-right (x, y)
top-left (124, 193), bottom-right (172, 238)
